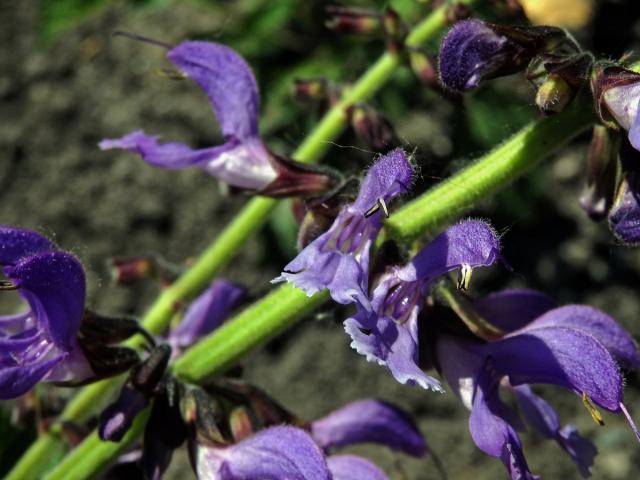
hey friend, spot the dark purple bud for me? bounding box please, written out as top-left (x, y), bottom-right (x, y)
top-left (580, 126), bottom-right (619, 221)
top-left (99, 385), bottom-right (149, 442)
top-left (347, 104), bottom-right (395, 150)
top-left (439, 19), bottom-right (575, 92)
top-left (409, 49), bottom-right (438, 86)
top-left (325, 6), bottom-right (381, 34)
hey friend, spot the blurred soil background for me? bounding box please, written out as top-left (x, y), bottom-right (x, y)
top-left (1, 0), bottom-right (640, 478)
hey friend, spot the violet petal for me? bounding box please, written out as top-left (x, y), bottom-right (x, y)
top-left (469, 367), bottom-right (539, 480)
top-left (99, 385), bottom-right (149, 442)
top-left (439, 20), bottom-right (511, 92)
top-left (167, 41), bottom-right (260, 142)
top-left (197, 426), bottom-right (331, 480)
top-left (310, 399), bottom-right (427, 457)
top-left (4, 251), bottom-right (85, 351)
top-left (473, 289), bottom-right (556, 333)
top-left (399, 219), bottom-right (501, 282)
top-left (0, 354), bottom-right (65, 399)
top-left (521, 305), bottom-right (640, 370)
top-left (488, 327), bottom-right (622, 411)
top-left (170, 279), bottom-right (246, 352)
top-left (327, 455), bottom-right (388, 480)
top-left (0, 226), bottom-right (55, 266)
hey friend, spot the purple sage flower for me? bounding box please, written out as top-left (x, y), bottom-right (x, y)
top-left (100, 41), bottom-right (334, 197)
top-left (345, 219), bottom-right (501, 391)
top-left (436, 289), bottom-right (640, 479)
top-left (273, 148), bottom-right (412, 306)
top-left (0, 226), bottom-right (93, 399)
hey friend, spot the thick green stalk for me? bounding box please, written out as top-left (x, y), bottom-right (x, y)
top-left (384, 98), bottom-right (594, 240)
top-left (8, 4), bottom-right (467, 479)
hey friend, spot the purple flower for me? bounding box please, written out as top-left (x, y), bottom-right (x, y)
top-left (195, 398), bottom-right (426, 479)
top-left (345, 220), bottom-right (501, 391)
top-left (0, 226), bottom-right (93, 399)
top-left (100, 41), bottom-right (334, 197)
top-left (273, 148), bottom-right (412, 306)
top-left (168, 279), bottom-right (245, 356)
top-left (608, 146), bottom-right (640, 245)
top-left (439, 19), bottom-right (515, 92)
top-left (436, 289), bottom-right (640, 478)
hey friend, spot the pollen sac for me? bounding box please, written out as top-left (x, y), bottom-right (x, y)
top-left (580, 125), bottom-right (620, 221)
top-left (111, 256), bottom-right (155, 285)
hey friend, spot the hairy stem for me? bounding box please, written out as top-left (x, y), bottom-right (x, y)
top-left (7, 3), bottom-right (469, 479)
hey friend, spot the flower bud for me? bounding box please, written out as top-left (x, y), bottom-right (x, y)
top-left (536, 74), bottom-right (573, 115)
top-left (409, 49), bottom-right (437, 86)
top-left (325, 6), bottom-right (381, 35)
top-left (580, 126), bottom-right (619, 221)
top-left (347, 104), bottom-right (395, 150)
top-left (111, 256), bottom-right (155, 285)
top-left (293, 78), bottom-right (328, 103)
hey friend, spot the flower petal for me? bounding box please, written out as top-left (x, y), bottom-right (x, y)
top-left (197, 426), bottom-right (331, 480)
top-left (521, 305), bottom-right (640, 370)
top-left (327, 455), bottom-right (388, 480)
top-left (473, 289), bottom-right (556, 333)
top-left (513, 385), bottom-right (596, 478)
top-left (469, 367), bottom-right (539, 480)
top-left (167, 41), bottom-right (260, 142)
top-left (170, 279), bottom-right (246, 352)
top-left (488, 327), bottom-right (623, 411)
top-left (310, 399), bottom-right (427, 457)
top-left (0, 354), bottom-right (65, 399)
top-left (351, 148), bottom-right (412, 214)
top-left (344, 307), bottom-right (442, 391)
top-left (4, 251), bottom-right (85, 350)
top-left (399, 219), bottom-right (500, 283)
top-left (438, 20), bottom-right (511, 92)
top-left (99, 385), bottom-right (149, 442)
top-left (0, 226), bottom-right (55, 266)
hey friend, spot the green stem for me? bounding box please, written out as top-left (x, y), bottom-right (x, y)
top-left (8, 4), bottom-right (466, 479)
top-left (384, 98), bottom-right (594, 240)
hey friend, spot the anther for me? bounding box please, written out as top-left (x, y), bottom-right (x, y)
top-left (457, 264), bottom-right (473, 291)
top-left (582, 393), bottom-right (605, 426)
top-left (0, 280), bottom-right (18, 291)
top-left (365, 197), bottom-right (389, 218)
